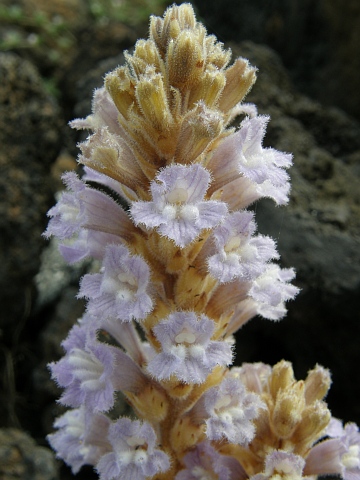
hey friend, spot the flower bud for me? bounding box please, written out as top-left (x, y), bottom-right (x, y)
top-left (271, 381), bottom-right (305, 439)
top-left (167, 30), bottom-right (204, 89)
top-left (292, 400), bottom-right (331, 451)
top-left (135, 68), bottom-right (173, 132)
top-left (219, 57), bottom-right (257, 112)
top-left (105, 66), bottom-right (136, 119)
top-left (304, 364), bottom-right (332, 404)
top-left (269, 360), bottom-right (295, 398)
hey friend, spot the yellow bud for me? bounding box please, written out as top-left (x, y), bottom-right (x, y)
top-left (149, 15), bottom-right (166, 56)
top-left (160, 3), bottom-right (196, 49)
top-left (167, 31), bottom-right (204, 89)
top-left (271, 381), bottom-right (305, 438)
top-left (133, 39), bottom-right (163, 72)
top-left (304, 364), bottom-right (332, 404)
top-left (175, 3), bottom-right (197, 30)
top-left (188, 65), bottom-right (226, 108)
top-left (135, 69), bottom-right (173, 132)
top-left (125, 52), bottom-right (148, 78)
top-left (292, 400), bottom-right (331, 450)
top-left (218, 57), bottom-right (257, 112)
top-left (105, 67), bottom-right (135, 119)
top-left (269, 360), bottom-right (295, 398)
top-left (205, 35), bottom-right (232, 69)
top-left (79, 129), bottom-right (148, 193)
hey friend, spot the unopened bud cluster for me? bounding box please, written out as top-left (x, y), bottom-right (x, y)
top-left (44, 4), bottom-right (360, 480)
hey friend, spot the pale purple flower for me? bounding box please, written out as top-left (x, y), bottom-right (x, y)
top-left (202, 376), bottom-right (264, 445)
top-left (96, 418), bottom-right (170, 480)
top-left (304, 438), bottom-right (344, 477)
top-left (207, 211), bottom-right (278, 283)
top-left (249, 264), bottom-right (299, 320)
top-left (130, 163), bottom-right (227, 247)
top-left (207, 115), bottom-right (292, 208)
top-left (305, 421), bottom-right (360, 480)
top-left (175, 441), bottom-right (247, 480)
top-left (147, 311), bottom-right (232, 384)
top-left (44, 172), bottom-right (134, 243)
top-left (250, 450), bottom-right (305, 480)
top-left (330, 423), bottom-right (360, 480)
top-left (79, 243), bottom-right (153, 322)
top-left (49, 322), bottom-right (118, 412)
top-left (47, 405), bottom-right (111, 474)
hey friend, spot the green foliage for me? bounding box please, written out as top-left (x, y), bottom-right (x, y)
top-left (88, 0), bottom-right (171, 26)
top-left (0, 4), bottom-right (75, 60)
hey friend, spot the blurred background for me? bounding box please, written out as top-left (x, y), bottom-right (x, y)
top-left (0, 1), bottom-right (359, 478)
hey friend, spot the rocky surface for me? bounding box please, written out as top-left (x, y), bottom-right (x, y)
top-left (0, 428), bottom-right (59, 480)
top-left (0, 1), bottom-right (359, 479)
top-left (0, 52), bottom-right (62, 331)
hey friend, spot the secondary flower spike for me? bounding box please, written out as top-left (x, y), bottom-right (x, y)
top-left (45, 3), bottom-right (356, 480)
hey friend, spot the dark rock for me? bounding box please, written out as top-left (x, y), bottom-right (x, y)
top-left (0, 428), bottom-right (59, 480)
top-left (0, 53), bottom-right (63, 333)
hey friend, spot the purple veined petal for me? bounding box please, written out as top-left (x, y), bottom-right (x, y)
top-left (78, 244), bottom-right (153, 323)
top-left (175, 441), bottom-right (247, 480)
top-left (207, 115), bottom-right (293, 206)
top-left (44, 172), bottom-right (135, 244)
top-left (154, 163), bottom-right (211, 204)
top-left (207, 211), bottom-right (279, 283)
top-left (146, 311), bottom-right (232, 384)
top-left (50, 323), bottom-right (118, 412)
top-left (44, 173), bottom-right (86, 240)
top-left (96, 418), bottom-right (170, 480)
top-left (304, 421), bottom-right (360, 479)
top-left (201, 376), bottom-right (264, 445)
top-left (131, 163), bottom-right (227, 247)
top-left (47, 405), bottom-right (111, 474)
top-left (50, 315), bottom-right (152, 412)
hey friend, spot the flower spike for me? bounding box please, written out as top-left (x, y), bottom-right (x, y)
top-left (44, 4), bottom-right (351, 480)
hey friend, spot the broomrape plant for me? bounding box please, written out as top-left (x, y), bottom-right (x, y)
top-left (44, 4), bottom-right (360, 479)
